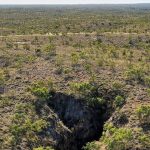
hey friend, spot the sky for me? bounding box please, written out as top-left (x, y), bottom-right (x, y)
top-left (0, 0), bottom-right (150, 4)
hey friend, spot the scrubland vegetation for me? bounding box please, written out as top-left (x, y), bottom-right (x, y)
top-left (0, 4), bottom-right (150, 150)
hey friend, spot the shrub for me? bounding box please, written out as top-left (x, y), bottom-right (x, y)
top-left (108, 59), bottom-right (116, 72)
top-left (55, 55), bottom-right (64, 74)
top-left (3, 69), bottom-right (10, 80)
top-left (87, 97), bottom-right (105, 108)
top-left (84, 63), bottom-right (92, 74)
top-left (63, 68), bottom-right (71, 74)
top-left (55, 55), bottom-right (63, 67)
top-left (0, 73), bottom-right (5, 86)
top-left (97, 57), bottom-right (104, 67)
top-left (114, 95), bottom-right (125, 108)
top-left (79, 51), bottom-right (88, 59)
top-left (73, 43), bottom-right (83, 49)
top-left (10, 103), bottom-right (48, 145)
top-left (71, 52), bottom-right (79, 67)
top-left (0, 70), bottom-right (5, 94)
top-left (33, 146), bottom-right (54, 150)
top-left (147, 88), bottom-right (150, 96)
top-left (11, 116), bottom-right (47, 136)
top-left (136, 105), bottom-right (150, 124)
top-left (102, 123), bottom-right (133, 150)
top-left (139, 134), bottom-right (150, 148)
top-left (82, 141), bottom-right (99, 150)
top-left (0, 97), bottom-right (12, 107)
top-left (70, 82), bottom-right (96, 97)
top-left (144, 76), bottom-right (150, 87)
top-left (128, 51), bottom-right (134, 62)
top-left (26, 55), bottom-right (36, 63)
top-left (44, 44), bottom-right (56, 58)
top-left (13, 54), bottom-right (36, 68)
top-left (30, 85), bottom-right (49, 100)
top-left (112, 81), bottom-right (124, 91)
top-left (109, 48), bottom-right (119, 58)
top-left (125, 66), bottom-right (145, 82)
top-left (6, 42), bottom-right (13, 48)
top-left (29, 80), bottom-right (54, 100)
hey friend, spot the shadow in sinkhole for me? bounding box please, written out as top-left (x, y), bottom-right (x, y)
top-left (46, 92), bottom-right (112, 150)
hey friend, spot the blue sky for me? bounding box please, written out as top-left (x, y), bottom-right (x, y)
top-left (0, 0), bottom-right (150, 4)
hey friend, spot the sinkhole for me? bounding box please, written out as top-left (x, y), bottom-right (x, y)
top-left (45, 92), bottom-right (115, 150)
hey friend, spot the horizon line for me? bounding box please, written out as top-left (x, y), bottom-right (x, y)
top-left (0, 3), bottom-right (150, 5)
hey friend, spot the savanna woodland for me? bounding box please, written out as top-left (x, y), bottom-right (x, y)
top-left (0, 4), bottom-right (150, 150)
